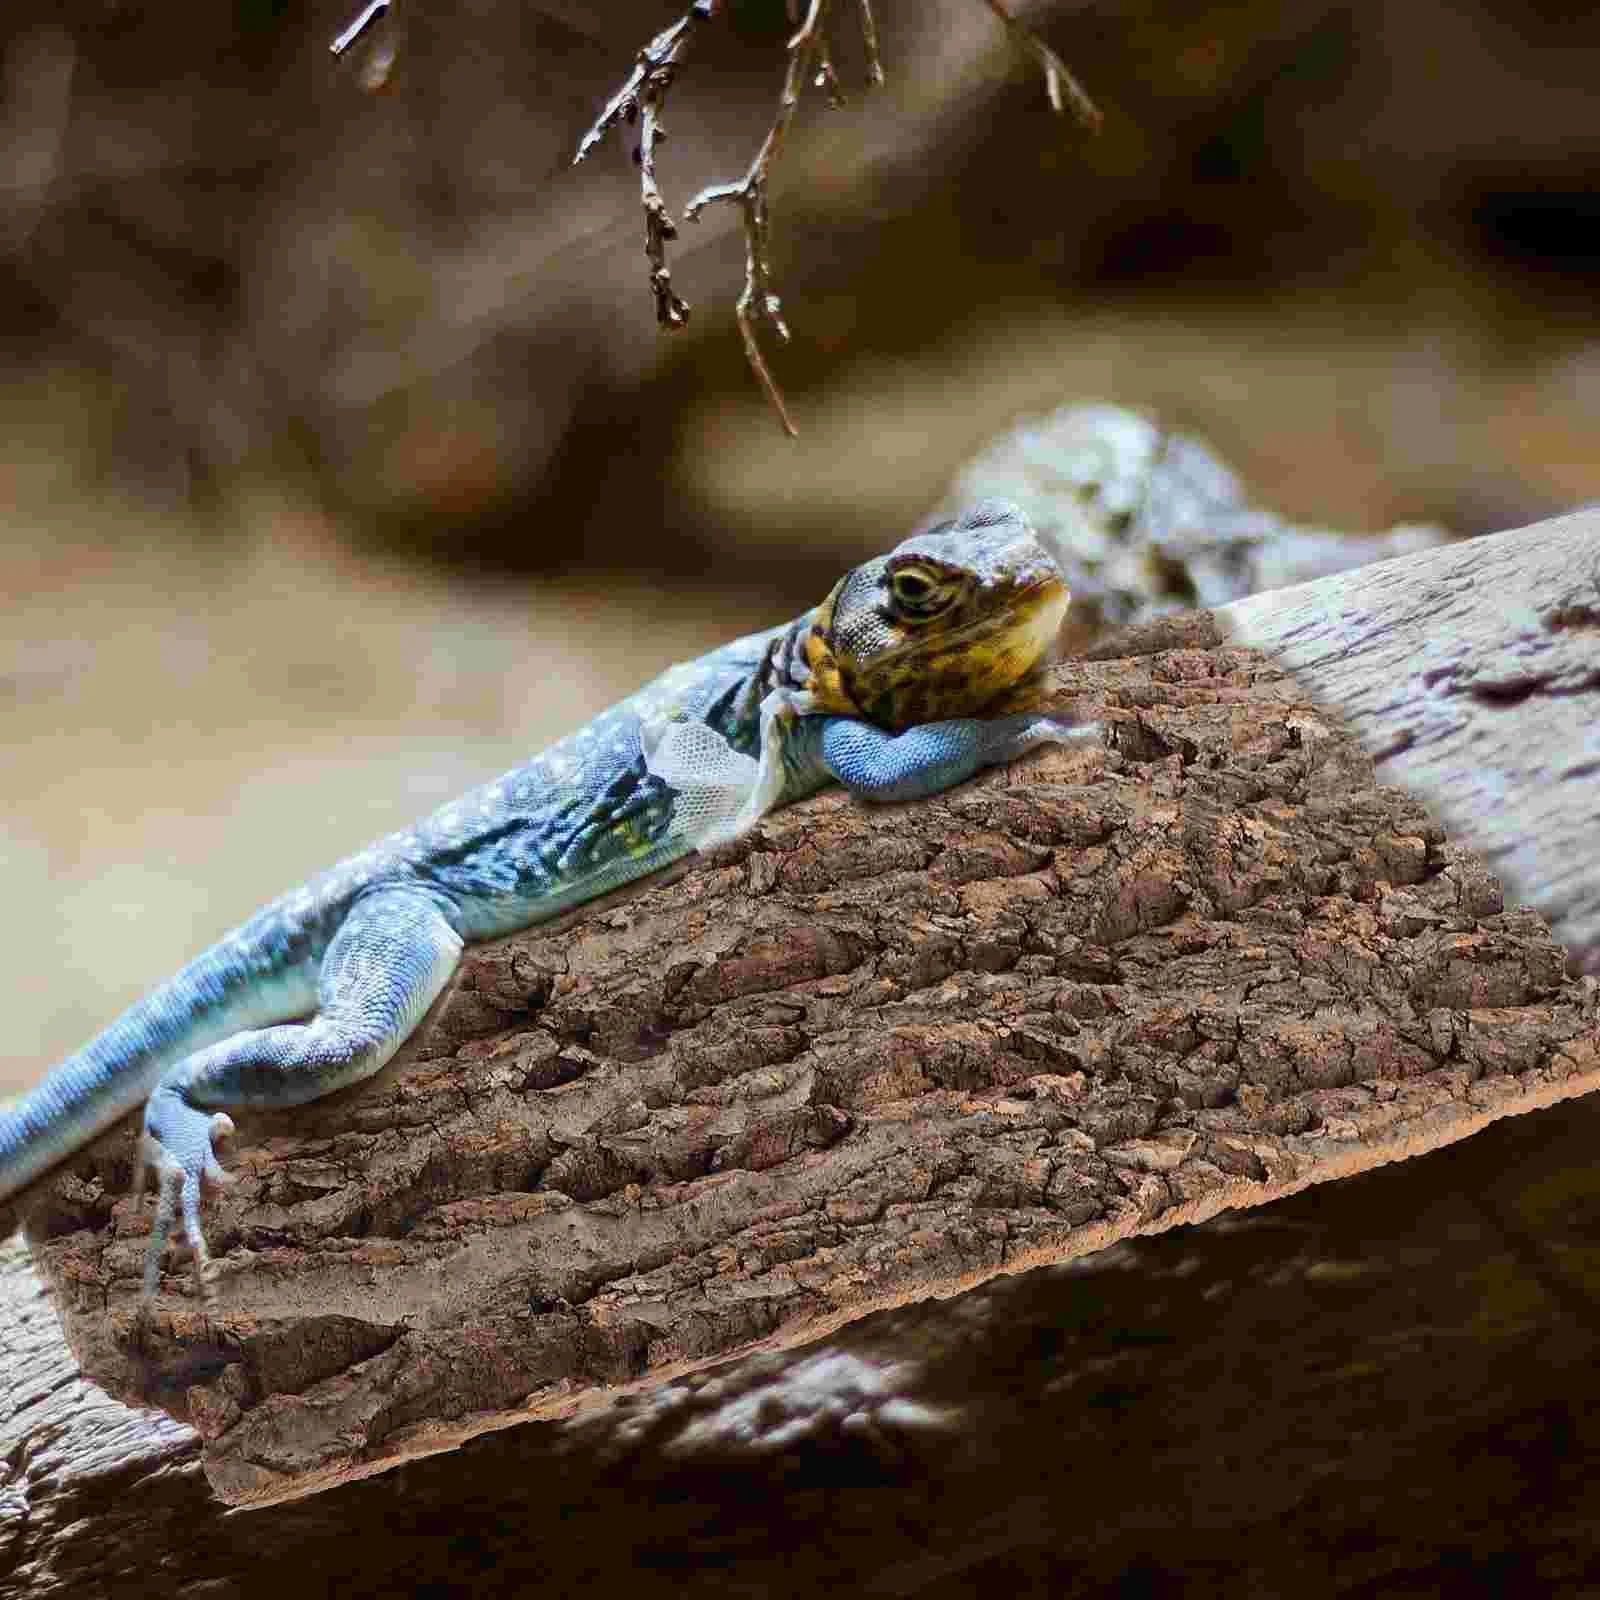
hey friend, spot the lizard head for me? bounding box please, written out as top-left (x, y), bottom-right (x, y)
top-left (801, 500), bottom-right (1071, 733)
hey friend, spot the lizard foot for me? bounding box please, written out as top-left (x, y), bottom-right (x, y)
top-left (136, 1087), bottom-right (235, 1304)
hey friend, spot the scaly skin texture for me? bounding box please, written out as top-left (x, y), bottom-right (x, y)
top-left (0, 500), bottom-right (1097, 1298)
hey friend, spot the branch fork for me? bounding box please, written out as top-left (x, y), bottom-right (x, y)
top-left (325, 0), bottom-right (1103, 434)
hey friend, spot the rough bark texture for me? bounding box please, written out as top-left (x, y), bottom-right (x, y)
top-left (7, 510), bottom-right (1597, 1509)
top-left (1223, 508), bottom-right (1600, 976)
top-left (13, 1092), bottom-right (1600, 1596)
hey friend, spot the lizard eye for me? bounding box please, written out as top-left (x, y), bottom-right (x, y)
top-left (887, 563), bottom-right (954, 618)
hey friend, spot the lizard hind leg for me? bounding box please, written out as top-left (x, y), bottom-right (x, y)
top-left (137, 887), bottom-right (464, 1305)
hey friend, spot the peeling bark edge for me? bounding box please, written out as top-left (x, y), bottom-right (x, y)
top-left (1222, 507), bottom-right (1600, 976)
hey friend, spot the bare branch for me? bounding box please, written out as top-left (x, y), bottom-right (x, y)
top-left (982, 0), bottom-right (1102, 131)
top-left (330, 0), bottom-right (399, 92)
top-left (687, 171), bottom-right (797, 435)
top-left (326, 1), bottom-right (1101, 432)
top-left (635, 54), bottom-right (691, 326)
top-left (572, 7), bottom-right (714, 330)
top-left (581, 0), bottom-right (890, 434)
top-left (855, 0), bottom-right (885, 88)
top-left (578, 0), bottom-right (1098, 433)
top-left (572, 6), bottom-right (709, 168)
top-left (814, 37), bottom-right (846, 111)
top-left (329, 0), bottom-right (389, 58)
top-left (683, 0), bottom-right (842, 437)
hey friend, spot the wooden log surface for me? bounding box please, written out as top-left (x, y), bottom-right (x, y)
top-left (1222, 506), bottom-right (1600, 976)
top-left (2, 513), bottom-right (1597, 1536)
top-left (12, 1092), bottom-right (1600, 1596)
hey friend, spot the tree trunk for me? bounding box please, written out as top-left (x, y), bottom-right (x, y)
top-left (3, 514), bottom-right (1597, 1537)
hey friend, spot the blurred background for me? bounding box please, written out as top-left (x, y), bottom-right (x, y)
top-left (5, 0), bottom-right (1600, 1075)
top-left (6, 2), bottom-right (1600, 1586)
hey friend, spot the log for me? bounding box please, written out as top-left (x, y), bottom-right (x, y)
top-left (3, 513), bottom-right (1597, 1531)
top-left (1222, 505), bottom-right (1600, 975)
top-left (11, 1075), bottom-right (1600, 1595)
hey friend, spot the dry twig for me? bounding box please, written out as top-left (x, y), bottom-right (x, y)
top-left (571, 4), bottom-right (718, 328)
top-left (329, 0), bottom-right (389, 57)
top-left (575, 0), bottom-right (892, 436)
top-left (329, 0), bottom-right (399, 93)
top-left (680, 0), bottom-right (842, 436)
top-left (577, 0), bottom-right (1099, 434)
top-left (983, 0), bottom-right (1102, 127)
top-left (855, 0), bottom-right (886, 87)
top-left (329, 0), bottom-right (1101, 432)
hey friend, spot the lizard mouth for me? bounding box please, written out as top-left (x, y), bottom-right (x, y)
top-left (1006, 573), bottom-right (1072, 662)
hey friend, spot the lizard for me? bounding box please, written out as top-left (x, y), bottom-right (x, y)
top-left (0, 500), bottom-right (1097, 1303)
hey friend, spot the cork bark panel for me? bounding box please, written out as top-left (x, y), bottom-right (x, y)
top-left (17, 642), bottom-right (1598, 1506)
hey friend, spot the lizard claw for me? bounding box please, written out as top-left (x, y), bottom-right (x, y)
top-left (139, 1090), bottom-right (235, 1303)
top-left (1035, 715), bottom-right (1103, 745)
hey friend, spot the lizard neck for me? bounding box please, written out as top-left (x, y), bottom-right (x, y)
top-left (697, 594), bottom-right (866, 785)
top-left (683, 600), bottom-right (857, 794)
top-left (753, 588), bottom-right (861, 718)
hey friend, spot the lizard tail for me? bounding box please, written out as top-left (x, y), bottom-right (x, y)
top-left (0, 924), bottom-right (321, 1212)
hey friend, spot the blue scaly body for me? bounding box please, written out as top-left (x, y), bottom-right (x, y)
top-left (0, 502), bottom-right (1096, 1299)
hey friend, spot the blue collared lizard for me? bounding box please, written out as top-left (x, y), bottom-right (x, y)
top-left (0, 501), bottom-right (1096, 1300)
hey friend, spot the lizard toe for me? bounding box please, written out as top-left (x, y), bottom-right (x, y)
top-left (140, 1091), bottom-right (233, 1303)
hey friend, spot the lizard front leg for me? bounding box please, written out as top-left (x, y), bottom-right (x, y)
top-left (816, 710), bottom-right (1101, 803)
top-left (137, 887), bottom-right (463, 1301)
